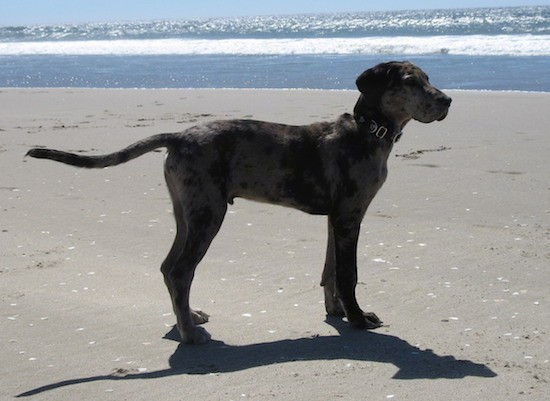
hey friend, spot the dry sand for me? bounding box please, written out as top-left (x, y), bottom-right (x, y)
top-left (1, 88), bottom-right (548, 400)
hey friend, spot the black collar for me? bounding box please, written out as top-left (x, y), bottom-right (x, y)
top-left (354, 115), bottom-right (403, 144)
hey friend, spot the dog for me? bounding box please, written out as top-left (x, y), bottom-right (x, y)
top-left (27, 61), bottom-right (451, 344)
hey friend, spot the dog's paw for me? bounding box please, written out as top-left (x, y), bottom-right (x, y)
top-left (181, 326), bottom-right (212, 345)
top-left (349, 311), bottom-right (383, 330)
top-left (191, 309), bottom-right (210, 325)
top-left (364, 312), bottom-right (383, 329)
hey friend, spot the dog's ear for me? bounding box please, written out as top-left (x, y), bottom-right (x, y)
top-left (356, 63), bottom-right (398, 105)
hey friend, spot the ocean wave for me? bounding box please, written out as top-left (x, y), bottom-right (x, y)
top-left (1, 35), bottom-right (548, 57)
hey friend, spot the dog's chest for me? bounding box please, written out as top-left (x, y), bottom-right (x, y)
top-left (336, 146), bottom-right (389, 205)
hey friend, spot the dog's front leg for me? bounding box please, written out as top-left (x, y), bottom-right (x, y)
top-left (321, 219), bottom-right (345, 316)
top-left (331, 216), bottom-right (382, 329)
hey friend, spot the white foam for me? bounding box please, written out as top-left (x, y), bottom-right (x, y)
top-left (1, 35), bottom-right (548, 56)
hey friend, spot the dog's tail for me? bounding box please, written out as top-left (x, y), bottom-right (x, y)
top-left (26, 133), bottom-right (176, 168)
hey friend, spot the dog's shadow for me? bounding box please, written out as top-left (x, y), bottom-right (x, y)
top-left (17, 318), bottom-right (496, 397)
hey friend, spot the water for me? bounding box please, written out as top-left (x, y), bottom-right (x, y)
top-left (1, 6), bottom-right (549, 91)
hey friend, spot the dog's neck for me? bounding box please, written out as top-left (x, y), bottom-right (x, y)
top-left (353, 95), bottom-right (405, 144)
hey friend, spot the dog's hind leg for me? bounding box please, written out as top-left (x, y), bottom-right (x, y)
top-left (321, 219), bottom-right (346, 316)
top-left (165, 201), bottom-right (226, 344)
top-left (161, 169), bottom-right (227, 344)
top-left (160, 208), bottom-right (210, 326)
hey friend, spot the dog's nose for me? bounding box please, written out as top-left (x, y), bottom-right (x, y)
top-left (440, 96), bottom-right (452, 107)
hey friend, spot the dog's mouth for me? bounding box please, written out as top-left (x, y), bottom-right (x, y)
top-left (414, 108), bottom-right (449, 123)
top-left (437, 108), bottom-right (449, 121)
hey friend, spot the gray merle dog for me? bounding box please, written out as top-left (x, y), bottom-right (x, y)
top-left (27, 61), bottom-right (451, 344)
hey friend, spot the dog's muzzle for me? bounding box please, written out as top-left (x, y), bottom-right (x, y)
top-left (436, 95), bottom-right (452, 121)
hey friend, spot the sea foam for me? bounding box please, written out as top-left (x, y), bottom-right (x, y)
top-left (1, 35), bottom-right (548, 56)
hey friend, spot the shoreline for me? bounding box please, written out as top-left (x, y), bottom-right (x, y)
top-left (2, 86), bottom-right (550, 94)
top-left (1, 88), bottom-right (549, 400)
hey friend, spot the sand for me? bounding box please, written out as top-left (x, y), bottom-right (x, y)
top-left (1, 88), bottom-right (548, 400)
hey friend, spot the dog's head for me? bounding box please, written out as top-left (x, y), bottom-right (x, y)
top-left (355, 61), bottom-right (451, 125)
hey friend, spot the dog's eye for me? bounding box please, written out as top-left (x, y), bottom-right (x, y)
top-left (403, 76), bottom-right (417, 86)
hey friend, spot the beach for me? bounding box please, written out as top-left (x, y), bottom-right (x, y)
top-left (1, 88), bottom-right (549, 400)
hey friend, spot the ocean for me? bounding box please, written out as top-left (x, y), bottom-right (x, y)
top-left (1, 6), bottom-right (549, 91)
